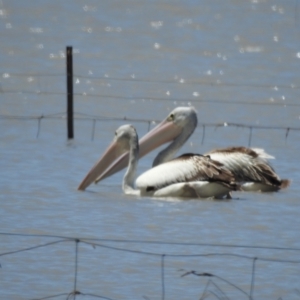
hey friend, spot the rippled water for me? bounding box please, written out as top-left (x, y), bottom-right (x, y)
top-left (1, 0), bottom-right (300, 299)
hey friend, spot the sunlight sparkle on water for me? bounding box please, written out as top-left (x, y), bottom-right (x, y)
top-left (150, 21), bottom-right (163, 29)
top-left (0, 9), bottom-right (7, 17)
top-left (82, 27), bottom-right (93, 33)
top-left (105, 26), bottom-right (122, 32)
top-left (83, 5), bottom-right (97, 12)
top-left (243, 46), bottom-right (264, 53)
top-left (29, 27), bottom-right (43, 33)
top-left (154, 43), bottom-right (161, 49)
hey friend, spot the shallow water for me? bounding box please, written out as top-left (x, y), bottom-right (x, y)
top-left (1, 0), bottom-right (300, 299)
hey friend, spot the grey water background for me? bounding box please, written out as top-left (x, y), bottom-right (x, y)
top-left (1, 0), bottom-right (300, 299)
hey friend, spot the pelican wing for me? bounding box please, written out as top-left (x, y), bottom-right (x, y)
top-left (136, 154), bottom-right (236, 192)
top-left (205, 147), bottom-right (282, 186)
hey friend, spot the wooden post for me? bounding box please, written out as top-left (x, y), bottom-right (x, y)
top-left (66, 46), bottom-right (74, 139)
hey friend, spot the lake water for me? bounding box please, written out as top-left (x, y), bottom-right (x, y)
top-left (1, 0), bottom-right (300, 299)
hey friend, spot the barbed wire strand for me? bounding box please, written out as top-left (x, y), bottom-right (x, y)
top-left (32, 291), bottom-right (118, 300)
top-left (82, 240), bottom-right (162, 257)
top-left (31, 292), bottom-right (70, 300)
top-left (71, 292), bottom-right (119, 300)
top-left (2, 88), bottom-right (300, 107)
top-left (201, 279), bottom-right (230, 300)
top-left (1, 232), bottom-right (300, 252)
top-left (0, 239), bottom-right (69, 257)
top-left (0, 112), bottom-right (297, 131)
top-left (200, 279), bottom-right (227, 300)
top-left (182, 270), bottom-right (249, 299)
top-left (2, 113), bottom-right (300, 132)
top-left (2, 72), bottom-right (300, 90)
top-left (1, 113), bottom-right (299, 146)
top-left (1, 232), bottom-right (300, 300)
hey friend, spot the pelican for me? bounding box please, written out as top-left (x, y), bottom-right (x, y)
top-left (78, 107), bottom-right (290, 193)
top-left (78, 124), bottom-right (239, 199)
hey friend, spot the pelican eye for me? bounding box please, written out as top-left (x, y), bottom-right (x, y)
top-left (168, 113), bottom-right (174, 121)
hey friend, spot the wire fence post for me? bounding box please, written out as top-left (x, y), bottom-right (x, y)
top-left (91, 119), bottom-right (96, 141)
top-left (66, 46), bottom-right (74, 139)
top-left (161, 254), bottom-right (165, 300)
top-left (249, 257), bottom-right (257, 300)
top-left (248, 127), bottom-right (253, 147)
top-left (73, 239), bottom-right (80, 299)
top-left (36, 115), bottom-right (43, 139)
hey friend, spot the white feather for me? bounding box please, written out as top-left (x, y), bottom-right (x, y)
top-left (206, 152), bottom-right (247, 176)
top-left (251, 148), bottom-right (275, 160)
top-left (136, 159), bottom-right (197, 191)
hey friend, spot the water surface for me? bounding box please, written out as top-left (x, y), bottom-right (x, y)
top-left (1, 0), bottom-right (300, 299)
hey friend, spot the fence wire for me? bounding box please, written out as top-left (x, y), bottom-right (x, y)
top-left (1, 232), bottom-right (300, 300)
top-left (1, 72), bottom-right (300, 107)
top-left (1, 112), bottom-right (299, 146)
top-left (2, 72), bottom-right (300, 90)
top-left (1, 69), bottom-right (300, 145)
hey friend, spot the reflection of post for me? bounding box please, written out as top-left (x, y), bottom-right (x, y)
top-left (66, 46), bottom-right (74, 139)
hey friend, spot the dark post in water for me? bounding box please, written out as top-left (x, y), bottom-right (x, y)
top-left (66, 46), bottom-right (74, 139)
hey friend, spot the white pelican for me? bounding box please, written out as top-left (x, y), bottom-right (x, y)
top-left (78, 124), bottom-right (239, 199)
top-left (79, 107), bottom-right (290, 193)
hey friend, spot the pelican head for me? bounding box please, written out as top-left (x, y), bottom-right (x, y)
top-left (77, 106), bottom-right (198, 190)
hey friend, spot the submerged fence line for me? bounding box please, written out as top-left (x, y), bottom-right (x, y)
top-left (1, 112), bottom-right (299, 146)
top-left (1, 71), bottom-right (300, 109)
top-left (1, 232), bottom-right (300, 300)
top-left (1, 89), bottom-right (300, 108)
top-left (2, 71), bottom-right (300, 90)
top-left (2, 88), bottom-right (300, 108)
top-left (1, 48), bottom-right (299, 142)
